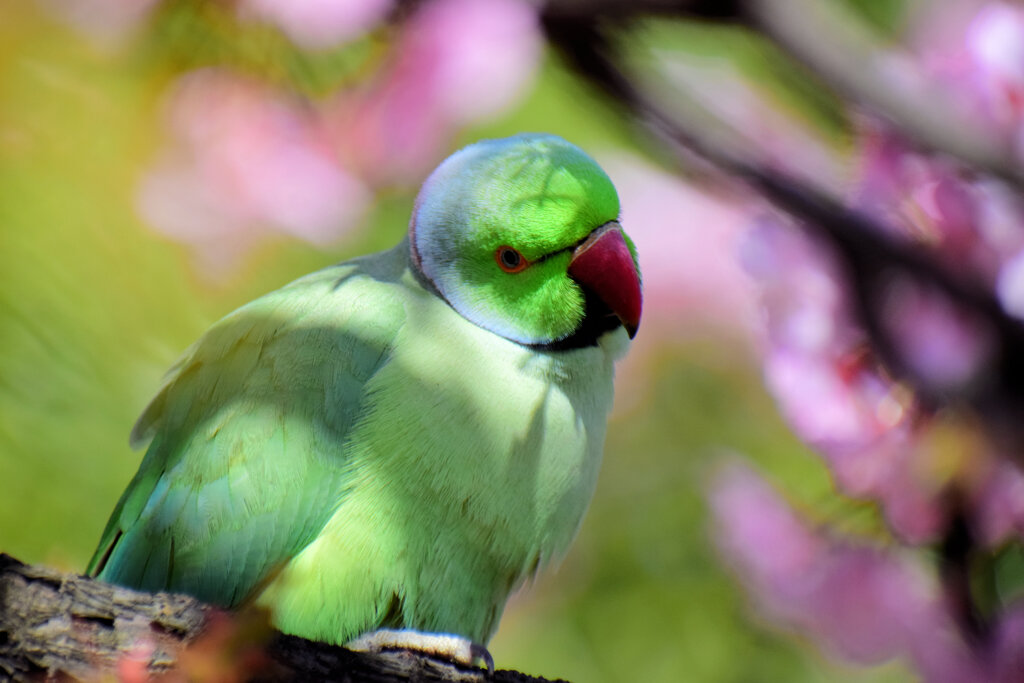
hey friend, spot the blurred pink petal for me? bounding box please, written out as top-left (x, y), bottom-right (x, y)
top-left (979, 180), bottom-right (1024, 260)
top-left (330, 0), bottom-right (541, 185)
top-left (740, 218), bottom-right (883, 451)
top-left (741, 216), bottom-right (953, 542)
top-left (712, 463), bottom-right (981, 678)
top-left (852, 121), bottom-right (1012, 282)
top-left (991, 602), bottom-right (1024, 681)
top-left (852, 121), bottom-right (915, 219)
top-left (138, 163), bottom-right (253, 272)
top-left (913, 1), bottom-right (1024, 161)
top-left (600, 153), bottom-right (758, 338)
top-left (711, 463), bottom-right (822, 586)
top-left (238, 0), bottom-right (394, 50)
top-left (764, 349), bottom-right (877, 449)
top-left (973, 459), bottom-right (1024, 544)
top-left (138, 69), bottom-right (369, 274)
top-left (964, 3), bottom-right (1024, 128)
top-left (838, 434), bottom-right (946, 544)
top-left (879, 276), bottom-right (997, 394)
top-left (997, 249), bottom-right (1024, 319)
top-left (912, 173), bottom-right (979, 247)
top-left (806, 548), bottom-right (935, 663)
top-left (763, 351), bottom-right (944, 542)
top-left (739, 216), bottom-right (852, 354)
top-left (428, 0), bottom-right (540, 123)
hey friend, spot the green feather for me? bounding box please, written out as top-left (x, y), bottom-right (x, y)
top-left (90, 250), bottom-right (404, 606)
top-left (89, 134), bottom-right (636, 646)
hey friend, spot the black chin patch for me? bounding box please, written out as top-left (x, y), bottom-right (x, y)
top-left (527, 286), bottom-right (622, 352)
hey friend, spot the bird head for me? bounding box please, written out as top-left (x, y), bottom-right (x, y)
top-left (410, 134), bottom-right (642, 349)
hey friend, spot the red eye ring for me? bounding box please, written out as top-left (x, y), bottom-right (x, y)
top-left (495, 246), bottom-right (529, 273)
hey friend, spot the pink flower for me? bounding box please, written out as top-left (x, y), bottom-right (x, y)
top-left (852, 121), bottom-right (1010, 283)
top-left (997, 247), bottom-right (1024, 320)
top-left (964, 4), bottom-right (1024, 132)
top-left (711, 462), bottom-right (822, 588)
top-left (238, 0), bottom-right (394, 50)
top-left (138, 69), bottom-right (369, 273)
top-left (600, 153), bottom-right (759, 339)
top-left (712, 463), bottom-right (983, 679)
top-left (763, 349), bottom-right (885, 451)
top-left (740, 217), bottom-right (855, 355)
top-left (878, 275), bottom-right (997, 395)
top-left (913, 1), bottom-right (1024, 161)
top-left (972, 458), bottom-right (1024, 545)
top-left (329, 0), bottom-right (542, 185)
top-left (741, 216), bottom-right (959, 542)
top-left (990, 602), bottom-right (1024, 682)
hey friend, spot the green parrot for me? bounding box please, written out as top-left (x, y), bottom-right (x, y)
top-left (87, 133), bottom-right (642, 665)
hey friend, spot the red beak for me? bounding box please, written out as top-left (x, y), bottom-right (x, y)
top-left (567, 221), bottom-right (642, 339)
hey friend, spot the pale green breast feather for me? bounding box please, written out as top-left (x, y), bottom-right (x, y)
top-left (260, 256), bottom-right (627, 642)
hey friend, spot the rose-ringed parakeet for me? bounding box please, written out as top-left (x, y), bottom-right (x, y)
top-left (87, 133), bottom-right (642, 665)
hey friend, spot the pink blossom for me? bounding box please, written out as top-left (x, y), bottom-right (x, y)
top-left (741, 216), bottom-right (956, 541)
top-left (764, 351), bottom-right (946, 542)
top-left (913, 1), bottom-right (1024, 161)
top-left (972, 458), bottom-right (1024, 545)
top-left (740, 218), bottom-right (883, 453)
top-left (763, 349), bottom-right (882, 451)
top-left (712, 463), bottom-right (983, 680)
top-left (977, 180), bottom-right (1024, 261)
top-left (964, 4), bottom-right (1024, 132)
top-left (600, 153), bottom-right (759, 339)
top-left (878, 275), bottom-right (997, 394)
top-left (740, 216), bottom-right (854, 354)
top-left (424, 0), bottom-right (540, 124)
top-left (997, 249), bottom-right (1024, 320)
top-left (138, 69), bottom-right (369, 273)
top-left (238, 0), bottom-right (394, 50)
top-left (329, 0), bottom-right (542, 185)
top-left (711, 462), bottom-right (822, 587)
top-left (852, 121), bottom-right (1009, 282)
top-left (743, 209), bottom-right (1022, 543)
top-left (990, 602), bottom-right (1024, 682)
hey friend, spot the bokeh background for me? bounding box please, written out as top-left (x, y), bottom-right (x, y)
top-left (4, 0), bottom-right (1011, 681)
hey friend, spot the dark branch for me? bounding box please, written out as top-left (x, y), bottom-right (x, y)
top-left (0, 554), bottom-right (565, 683)
top-left (938, 497), bottom-right (988, 648)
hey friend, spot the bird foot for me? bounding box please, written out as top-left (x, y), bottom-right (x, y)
top-left (346, 628), bottom-right (494, 673)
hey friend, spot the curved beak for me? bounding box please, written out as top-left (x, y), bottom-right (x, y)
top-left (567, 221), bottom-right (642, 338)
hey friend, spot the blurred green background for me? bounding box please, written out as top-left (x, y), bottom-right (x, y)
top-left (0, 2), bottom-right (910, 681)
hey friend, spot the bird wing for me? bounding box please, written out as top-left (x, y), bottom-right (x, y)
top-left (87, 249), bottom-right (407, 607)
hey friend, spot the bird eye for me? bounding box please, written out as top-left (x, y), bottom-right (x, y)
top-left (495, 246), bottom-right (528, 273)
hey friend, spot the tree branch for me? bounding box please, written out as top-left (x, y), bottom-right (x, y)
top-left (0, 555), bottom-right (565, 683)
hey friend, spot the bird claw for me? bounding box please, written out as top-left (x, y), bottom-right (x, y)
top-left (346, 628), bottom-right (494, 674)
